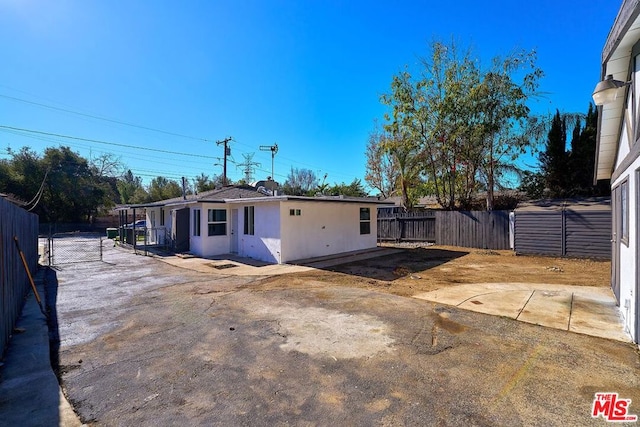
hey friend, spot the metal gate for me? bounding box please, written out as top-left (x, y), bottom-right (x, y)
top-left (47, 233), bottom-right (103, 266)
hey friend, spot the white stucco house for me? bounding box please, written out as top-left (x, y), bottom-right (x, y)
top-left (594, 0), bottom-right (640, 344)
top-left (121, 185), bottom-right (381, 264)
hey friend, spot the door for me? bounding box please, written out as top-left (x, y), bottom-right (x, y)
top-left (174, 207), bottom-right (190, 253)
top-left (231, 209), bottom-right (239, 253)
top-left (636, 170), bottom-right (640, 343)
top-left (611, 185), bottom-right (621, 303)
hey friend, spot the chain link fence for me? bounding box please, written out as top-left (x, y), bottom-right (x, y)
top-left (47, 233), bottom-right (103, 266)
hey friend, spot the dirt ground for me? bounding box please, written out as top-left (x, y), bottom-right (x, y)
top-left (49, 242), bottom-right (638, 426)
top-left (254, 244), bottom-right (611, 297)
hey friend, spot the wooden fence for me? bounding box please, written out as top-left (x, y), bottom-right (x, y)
top-left (378, 210), bottom-right (511, 250)
top-left (0, 197), bottom-right (39, 357)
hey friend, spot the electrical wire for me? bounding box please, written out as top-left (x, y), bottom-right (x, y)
top-left (0, 125), bottom-right (217, 159)
top-left (0, 93), bottom-right (211, 142)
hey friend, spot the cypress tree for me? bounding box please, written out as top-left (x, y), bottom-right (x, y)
top-left (539, 110), bottom-right (568, 198)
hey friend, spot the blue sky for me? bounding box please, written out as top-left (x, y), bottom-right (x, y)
top-left (0, 0), bottom-right (621, 191)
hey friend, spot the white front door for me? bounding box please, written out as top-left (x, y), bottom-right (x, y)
top-left (231, 209), bottom-right (239, 253)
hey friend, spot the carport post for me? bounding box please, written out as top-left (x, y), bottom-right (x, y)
top-left (132, 208), bottom-right (137, 252)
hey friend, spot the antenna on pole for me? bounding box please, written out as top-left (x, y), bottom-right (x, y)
top-left (259, 143), bottom-right (278, 180)
top-left (216, 137), bottom-right (233, 185)
top-left (236, 153), bottom-right (261, 183)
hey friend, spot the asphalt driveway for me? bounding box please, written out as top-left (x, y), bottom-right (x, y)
top-left (50, 243), bottom-right (640, 426)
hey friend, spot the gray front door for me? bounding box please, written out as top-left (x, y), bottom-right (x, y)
top-left (174, 207), bottom-right (190, 253)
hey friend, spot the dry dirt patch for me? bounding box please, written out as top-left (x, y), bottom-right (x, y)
top-left (254, 245), bottom-right (611, 297)
top-left (250, 303), bottom-right (395, 359)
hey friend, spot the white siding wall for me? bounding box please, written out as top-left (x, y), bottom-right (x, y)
top-left (279, 201), bottom-right (378, 263)
top-left (192, 203), bottom-right (232, 257)
top-left (237, 201), bottom-right (282, 263)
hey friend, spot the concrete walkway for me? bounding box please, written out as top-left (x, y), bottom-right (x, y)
top-left (154, 247), bottom-right (403, 276)
top-left (413, 282), bottom-right (631, 342)
top-left (0, 271), bottom-right (82, 427)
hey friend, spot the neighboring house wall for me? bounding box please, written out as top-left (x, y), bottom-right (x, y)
top-left (279, 201), bottom-right (377, 263)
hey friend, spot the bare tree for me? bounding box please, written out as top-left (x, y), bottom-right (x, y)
top-left (364, 124), bottom-right (398, 199)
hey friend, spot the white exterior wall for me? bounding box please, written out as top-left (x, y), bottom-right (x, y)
top-left (190, 203), bottom-right (232, 258)
top-left (144, 207), bottom-right (168, 245)
top-left (279, 201), bottom-right (378, 263)
top-left (610, 55), bottom-right (640, 342)
top-left (237, 201), bottom-right (282, 263)
top-left (612, 166), bottom-right (639, 342)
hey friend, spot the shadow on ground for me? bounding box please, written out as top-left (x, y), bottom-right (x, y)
top-left (44, 267), bottom-right (61, 378)
top-left (319, 247), bottom-right (469, 281)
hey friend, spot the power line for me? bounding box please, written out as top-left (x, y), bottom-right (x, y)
top-left (0, 93), bottom-right (211, 142)
top-left (0, 125), bottom-right (218, 159)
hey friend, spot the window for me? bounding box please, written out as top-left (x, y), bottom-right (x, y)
top-left (193, 209), bottom-right (201, 236)
top-left (289, 209), bottom-right (301, 216)
top-left (244, 206), bottom-right (255, 235)
top-left (208, 209), bottom-right (227, 236)
top-left (360, 207), bottom-right (371, 235)
top-left (150, 211), bottom-right (156, 227)
top-left (621, 181), bottom-right (629, 245)
top-left (160, 209), bottom-right (165, 226)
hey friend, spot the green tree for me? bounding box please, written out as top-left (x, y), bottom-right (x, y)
top-left (0, 147), bottom-right (43, 205)
top-left (40, 146), bottom-right (112, 222)
top-left (570, 104), bottom-right (607, 196)
top-left (380, 40), bottom-right (542, 210)
top-left (194, 173), bottom-right (218, 193)
top-left (326, 178), bottom-right (368, 197)
top-left (147, 176), bottom-right (183, 201)
top-left (539, 110), bottom-right (569, 198)
top-left (117, 170), bottom-right (144, 204)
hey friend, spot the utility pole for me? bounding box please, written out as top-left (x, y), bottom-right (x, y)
top-left (216, 137), bottom-right (233, 185)
top-left (236, 153), bottom-right (261, 183)
top-left (259, 143), bottom-right (278, 180)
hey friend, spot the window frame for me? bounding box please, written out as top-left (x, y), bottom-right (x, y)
top-left (359, 207), bottom-right (371, 235)
top-left (207, 208), bottom-right (227, 236)
top-left (193, 209), bottom-right (201, 236)
top-left (621, 180), bottom-right (629, 246)
top-left (244, 206), bottom-right (255, 235)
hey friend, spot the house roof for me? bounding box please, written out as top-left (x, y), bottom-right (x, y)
top-left (595, 0), bottom-right (640, 181)
top-left (118, 186), bottom-right (384, 210)
top-left (224, 194), bottom-right (385, 205)
top-left (118, 185), bottom-right (270, 209)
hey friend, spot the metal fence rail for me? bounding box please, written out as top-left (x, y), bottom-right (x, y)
top-left (0, 197), bottom-right (39, 357)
